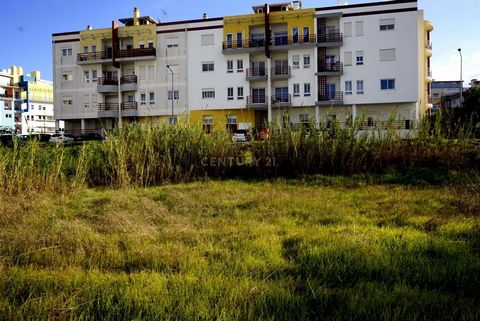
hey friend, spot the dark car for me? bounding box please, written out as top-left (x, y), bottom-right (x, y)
top-left (77, 133), bottom-right (105, 142)
top-left (19, 134), bottom-right (52, 144)
top-left (0, 135), bottom-right (15, 147)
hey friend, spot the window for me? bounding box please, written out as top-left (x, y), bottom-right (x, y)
top-left (345, 81), bottom-right (352, 95)
top-left (236, 33), bottom-right (243, 48)
top-left (62, 48), bottom-right (72, 56)
top-left (84, 71), bottom-right (90, 83)
top-left (147, 65), bottom-right (155, 80)
top-left (345, 51), bottom-right (352, 66)
top-left (227, 60), bottom-right (234, 73)
top-left (62, 97), bottom-right (73, 105)
top-left (167, 43), bottom-right (179, 48)
top-left (226, 34), bottom-right (233, 48)
top-left (202, 89), bottom-right (215, 99)
top-left (380, 49), bottom-right (396, 61)
top-left (140, 93), bottom-right (146, 105)
top-left (203, 116), bottom-right (213, 134)
top-left (149, 92), bottom-right (155, 104)
top-left (303, 27), bottom-right (310, 43)
top-left (237, 87), bottom-right (244, 100)
top-left (92, 45), bottom-right (97, 53)
top-left (237, 59), bottom-right (243, 72)
top-left (356, 80), bottom-right (364, 94)
top-left (91, 70), bottom-right (98, 82)
top-left (226, 115), bottom-right (237, 132)
top-left (31, 105), bottom-right (34, 110)
top-left (201, 34), bottom-right (214, 46)
top-left (355, 21), bottom-right (364, 36)
top-left (62, 73), bottom-right (72, 81)
top-left (304, 83), bottom-right (311, 97)
top-left (381, 79), bottom-right (396, 90)
top-left (202, 62), bottom-right (214, 72)
top-left (292, 27), bottom-right (299, 43)
top-left (84, 103), bottom-right (90, 109)
top-left (83, 46), bottom-right (89, 54)
top-left (139, 66), bottom-right (146, 80)
top-left (227, 87), bottom-right (234, 100)
top-left (356, 51), bottom-right (364, 65)
top-left (380, 19), bottom-right (395, 31)
top-left (367, 117), bottom-right (374, 127)
top-left (303, 55), bottom-right (311, 69)
top-left (293, 84), bottom-right (300, 97)
top-left (299, 114), bottom-right (309, 123)
top-left (168, 91), bottom-right (179, 100)
top-left (148, 41), bottom-right (154, 48)
top-left (292, 55), bottom-right (300, 69)
top-left (344, 22), bottom-right (352, 37)
top-left (139, 41), bottom-right (145, 49)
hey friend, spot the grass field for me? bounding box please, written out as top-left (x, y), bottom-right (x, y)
top-left (0, 174), bottom-right (479, 320)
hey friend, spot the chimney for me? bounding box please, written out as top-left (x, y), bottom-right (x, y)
top-left (292, 1), bottom-right (301, 10)
top-left (203, 13), bottom-right (208, 19)
top-left (87, 25), bottom-right (93, 30)
top-left (133, 7), bottom-right (140, 26)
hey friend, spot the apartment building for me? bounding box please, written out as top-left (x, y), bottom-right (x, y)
top-left (0, 66), bottom-right (57, 134)
top-left (52, 0), bottom-right (432, 135)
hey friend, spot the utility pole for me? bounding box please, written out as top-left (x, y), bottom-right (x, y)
top-left (166, 65), bottom-right (175, 125)
top-left (458, 48), bottom-right (463, 108)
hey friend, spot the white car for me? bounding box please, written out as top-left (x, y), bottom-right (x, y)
top-left (49, 134), bottom-right (76, 144)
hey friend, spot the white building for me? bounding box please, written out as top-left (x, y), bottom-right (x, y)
top-left (52, 0), bottom-right (432, 134)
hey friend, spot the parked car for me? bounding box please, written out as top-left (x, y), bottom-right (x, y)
top-left (77, 133), bottom-right (105, 142)
top-left (49, 134), bottom-right (76, 144)
top-left (0, 134), bottom-right (15, 147)
top-left (18, 134), bottom-right (51, 144)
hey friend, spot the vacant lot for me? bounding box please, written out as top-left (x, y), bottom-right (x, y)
top-left (0, 176), bottom-right (479, 321)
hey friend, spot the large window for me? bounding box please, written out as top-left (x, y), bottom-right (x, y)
top-left (203, 116), bottom-right (213, 134)
top-left (345, 52), bottom-right (352, 66)
top-left (202, 62), bottom-right (215, 72)
top-left (344, 22), bottom-right (352, 37)
top-left (227, 60), bottom-right (234, 73)
top-left (356, 51), bottom-right (364, 65)
top-left (356, 80), bottom-right (364, 94)
top-left (303, 27), bottom-right (310, 43)
top-left (62, 48), bottom-right (72, 56)
top-left (380, 49), bottom-right (396, 61)
top-left (293, 83), bottom-right (300, 97)
top-left (292, 55), bottom-right (300, 69)
top-left (202, 89), bottom-right (216, 99)
top-left (149, 92), bottom-right (155, 104)
top-left (304, 83), bottom-right (311, 97)
top-left (237, 87), bottom-right (244, 100)
top-left (380, 19), bottom-right (395, 31)
top-left (345, 81), bottom-right (352, 95)
top-left (303, 55), bottom-right (311, 69)
top-left (381, 79), bottom-right (396, 90)
top-left (168, 90), bottom-right (179, 100)
top-left (226, 115), bottom-right (237, 132)
top-left (292, 27), bottom-right (299, 43)
top-left (355, 21), bottom-right (364, 36)
top-left (227, 87), bottom-right (234, 100)
top-left (237, 60), bottom-right (243, 72)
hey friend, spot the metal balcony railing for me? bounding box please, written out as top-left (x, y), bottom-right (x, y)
top-left (271, 94), bottom-right (291, 104)
top-left (222, 34), bottom-right (317, 50)
top-left (98, 103), bottom-right (119, 111)
top-left (120, 75), bottom-right (137, 84)
top-left (317, 31), bottom-right (343, 44)
top-left (97, 77), bottom-right (118, 86)
top-left (121, 101), bottom-right (138, 110)
top-left (78, 48), bottom-right (156, 62)
top-left (247, 96), bottom-right (268, 105)
top-left (318, 91), bottom-right (344, 102)
top-left (246, 68), bottom-right (268, 78)
top-left (318, 61), bottom-right (343, 73)
top-left (271, 65), bottom-right (291, 77)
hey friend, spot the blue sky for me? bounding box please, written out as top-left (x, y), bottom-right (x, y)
top-left (1, 0), bottom-right (479, 83)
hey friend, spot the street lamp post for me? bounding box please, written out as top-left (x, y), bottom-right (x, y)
top-left (166, 65), bottom-right (175, 125)
top-left (458, 48), bottom-right (463, 108)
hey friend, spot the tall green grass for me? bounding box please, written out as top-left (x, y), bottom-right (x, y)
top-left (0, 115), bottom-right (478, 194)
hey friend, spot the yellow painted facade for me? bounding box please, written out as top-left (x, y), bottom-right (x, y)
top-left (79, 23), bottom-right (157, 51)
top-left (223, 8), bottom-right (315, 42)
top-left (190, 109), bottom-right (256, 131)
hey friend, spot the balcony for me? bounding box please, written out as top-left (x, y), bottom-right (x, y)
top-left (97, 75), bottom-right (138, 93)
top-left (316, 62), bottom-right (344, 76)
top-left (317, 31), bottom-right (343, 47)
top-left (222, 39), bottom-right (265, 54)
top-left (120, 75), bottom-right (138, 92)
top-left (271, 94), bottom-right (292, 108)
top-left (246, 68), bottom-right (268, 81)
top-left (98, 102), bottom-right (138, 118)
top-left (78, 48), bottom-right (156, 64)
top-left (246, 96), bottom-right (268, 109)
top-left (316, 91), bottom-right (344, 106)
top-left (270, 34), bottom-right (317, 51)
top-left (223, 35), bottom-right (317, 54)
top-left (271, 66), bottom-right (291, 79)
top-left (97, 77), bottom-right (118, 93)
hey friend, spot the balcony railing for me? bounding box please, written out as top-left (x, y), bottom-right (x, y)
top-left (271, 66), bottom-right (291, 78)
top-left (120, 75), bottom-right (137, 84)
top-left (98, 103), bottom-right (119, 111)
top-left (426, 41), bottom-right (432, 50)
top-left (318, 91), bottom-right (344, 102)
top-left (98, 102), bottom-right (138, 111)
top-left (121, 101), bottom-right (138, 110)
top-left (317, 32), bottom-right (343, 44)
top-left (97, 77), bottom-right (118, 86)
top-left (0, 93), bottom-right (13, 98)
top-left (246, 96), bottom-right (268, 106)
top-left (222, 34), bottom-right (317, 50)
top-left (246, 68), bottom-right (268, 79)
top-left (427, 69), bottom-right (432, 78)
top-left (271, 94), bottom-right (291, 104)
top-left (318, 61), bottom-right (343, 73)
top-left (78, 48), bottom-right (156, 62)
